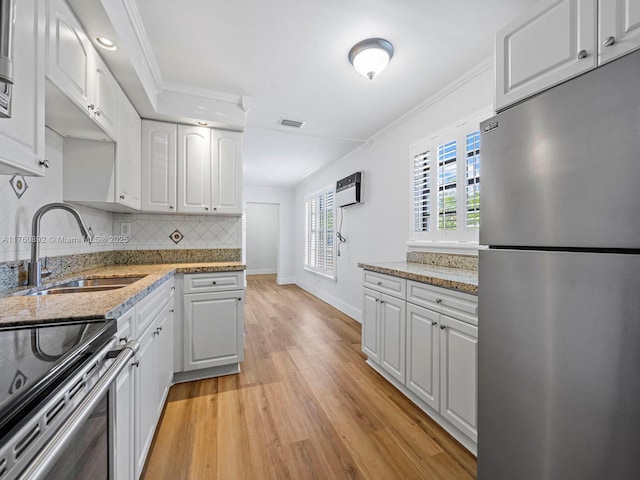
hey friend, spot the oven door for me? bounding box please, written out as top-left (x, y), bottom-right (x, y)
top-left (14, 340), bottom-right (139, 480)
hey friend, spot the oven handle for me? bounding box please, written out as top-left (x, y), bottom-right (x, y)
top-left (17, 339), bottom-right (140, 480)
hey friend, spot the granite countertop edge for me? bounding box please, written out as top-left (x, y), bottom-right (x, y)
top-left (358, 261), bottom-right (478, 295)
top-left (0, 262), bottom-right (246, 328)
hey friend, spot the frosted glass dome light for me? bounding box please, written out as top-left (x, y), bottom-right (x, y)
top-left (348, 38), bottom-right (394, 80)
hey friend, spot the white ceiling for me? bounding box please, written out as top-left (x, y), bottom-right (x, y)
top-left (75, 0), bottom-right (539, 188)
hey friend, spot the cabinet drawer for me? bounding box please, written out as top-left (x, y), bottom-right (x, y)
top-left (136, 279), bottom-right (172, 334)
top-left (363, 271), bottom-right (406, 299)
top-left (408, 280), bottom-right (477, 326)
top-left (183, 272), bottom-right (243, 293)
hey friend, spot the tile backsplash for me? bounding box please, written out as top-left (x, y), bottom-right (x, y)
top-left (0, 128), bottom-right (242, 267)
top-left (112, 213), bottom-right (241, 251)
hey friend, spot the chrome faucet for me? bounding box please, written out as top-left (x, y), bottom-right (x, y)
top-left (28, 203), bottom-right (94, 286)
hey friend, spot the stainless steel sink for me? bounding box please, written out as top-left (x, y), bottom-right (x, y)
top-left (27, 276), bottom-right (146, 296)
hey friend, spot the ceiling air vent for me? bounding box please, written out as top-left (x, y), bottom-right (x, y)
top-left (279, 118), bottom-right (305, 128)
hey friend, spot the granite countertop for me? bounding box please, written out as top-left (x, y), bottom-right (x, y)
top-left (0, 262), bottom-right (245, 328)
top-left (358, 261), bottom-right (477, 295)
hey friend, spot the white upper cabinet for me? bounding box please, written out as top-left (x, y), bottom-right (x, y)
top-left (46, 0), bottom-right (93, 112)
top-left (0, 0), bottom-right (46, 176)
top-left (115, 89), bottom-right (141, 210)
top-left (142, 120), bottom-right (243, 215)
top-left (599, 0), bottom-right (640, 64)
top-left (211, 130), bottom-right (242, 214)
top-left (141, 120), bottom-right (177, 212)
top-left (93, 56), bottom-right (118, 139)
top-left (496, 0), bottom-right (640, 111)
top-left (178, 125), bottom-right (212, 214)
top-left (495, 0), bottom-right (597, 111)
top-left (46, 0), bottom-right (117, 141)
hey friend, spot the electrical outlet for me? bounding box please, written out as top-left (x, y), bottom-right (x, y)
top-left (120, 222), bottom-right (131, 237)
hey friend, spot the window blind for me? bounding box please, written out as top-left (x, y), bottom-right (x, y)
top-left (304, 188), bottom-right (335, 277)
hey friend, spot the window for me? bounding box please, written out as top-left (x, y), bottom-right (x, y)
top-left (304, 187), bottom-right (335, 278)
top-left (410, 109), bottom-right (490, 243)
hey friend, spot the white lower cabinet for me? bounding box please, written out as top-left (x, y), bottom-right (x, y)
top-left (362, 270), bottom-right (478, 452)
top-left (182, 273), bottom-right (245, 372)
top-left (114, 308), bottom-right (136, 480)
top-left (439, 314), bottom-right (478, 442)
top-left (406, 303), bottom-right (440, 411)
top-left (362, 287), bottom-right (406, 383)
top-left (113, 272), bottom-right (242, 478)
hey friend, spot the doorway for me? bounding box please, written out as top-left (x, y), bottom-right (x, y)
top-left (245, 202), bottom-right (279, 275)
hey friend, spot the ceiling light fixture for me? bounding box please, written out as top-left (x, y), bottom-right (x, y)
top-left (348, 38), bottom-right (394, 80)
top-left (197, 121), bottom-right (208, 126)
top-left (95, 37), bottom-right (117, 51)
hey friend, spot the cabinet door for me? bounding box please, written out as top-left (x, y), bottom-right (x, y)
top-left (0, 0), bottom-right (45, 176)
top-left (183, 290), bottom-right (244, 370)
top-left (135, 322), bottom-right (158, 478)
top-left (46, 0), bottom-right (94, 113)
top-left (115, 90), bottom-right (141, 210)
top-left (440, 314), bottom-right (478, 442)
top-left (141, 120), bottom-right (177, 212)
top-left (495, 0), bottom-right (597, 111)
top-left (380, 293), bottom-right (406, 384)
top-left (178, 125), bottom-right (211, 214)
top-left (155, 303), bottom-right (174, 414)
top-left (361, 287), bottom-right (381, 363)
top-left (211, 129), bottom-right (242, 214)
top-left (93, 57), bottom-right (118, 140)
top-left (406, 303), bottom-right (440, 411)
top-left (115, 354), bottom-right (135, 480)
top-left (599, 0), bottom-right (640, 64)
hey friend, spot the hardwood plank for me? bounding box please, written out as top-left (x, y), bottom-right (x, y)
top-left (142, 274), bottom-right (477, 479)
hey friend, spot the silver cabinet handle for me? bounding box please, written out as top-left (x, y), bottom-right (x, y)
top-left (440, 325), bottom-right (447, 330)
top-left (153, 330), bottom-right (160, 336)
top-left (87, 104), bottom-right (95, 111)
top-left (435, 298), bottom-right (442, 304)
top-left (213, 207), bottom-right (217, 211)
top-left (39, 159), bottom-right (50, 168)
top-left (119, 336), bottom-right (129, 344)
top-left (120, 194), bottom-right (125, 200)
top-left (132, 360), bottom-right (140, 368)
top-left (577, 49), bottom-right (588, 59)
top-left (169, 204), bottom-right (175, 209)
top-left (237, 297), bottom-right (242, 301)
top-left (380, 300), bottom-right (385, 304)
top-left (212, 281), bottom-right (217, 285)
top-left (95, 109), bottom-right (101, 117)
top-left (431, 321), bottom-right (438, 326)
top-left (205, 206), bottom-right (209, 210)
top-left (375, 298), bottom-right (379, 303)
top-left (602, 36), bottom-right (616, 47)
top-left (377, 281), bottom-right (382, 286)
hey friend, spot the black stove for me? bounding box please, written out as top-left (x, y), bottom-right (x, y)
top-left (0, 319), bottom-right (116, 444)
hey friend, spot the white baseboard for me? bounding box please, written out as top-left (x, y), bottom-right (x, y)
top-left (276, 276), bottom-right (295, 285)
top-left (295, 278), bottom-right (362, 323)
top-left (246, 268), bottom-right (277, 275)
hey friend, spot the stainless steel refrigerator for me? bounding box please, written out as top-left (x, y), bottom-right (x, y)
top-left (478, 49), bottom-right (640, 479)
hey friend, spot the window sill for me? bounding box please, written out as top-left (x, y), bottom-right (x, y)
top-left (303, 266), bottom-right (337, 281)
top-left (406, 240), bottom-right (482, 256)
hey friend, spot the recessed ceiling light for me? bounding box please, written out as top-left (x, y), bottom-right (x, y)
top-left (95, 37), bottom-right (117, 51)
top-left (197, 121), bottom-right (208, 126)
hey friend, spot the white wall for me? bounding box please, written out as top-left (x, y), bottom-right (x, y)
top-left (294, 64), bottom-right (494, 322)
top-left (0, 129), bottom-right (115, 263)
top-left (243, 186), bottom-right (295, 284)
top-left (245, 203), bottom-right (278, 274)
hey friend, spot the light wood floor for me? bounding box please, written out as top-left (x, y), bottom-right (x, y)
top-left (142, 274), bottom-right (477, 479)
